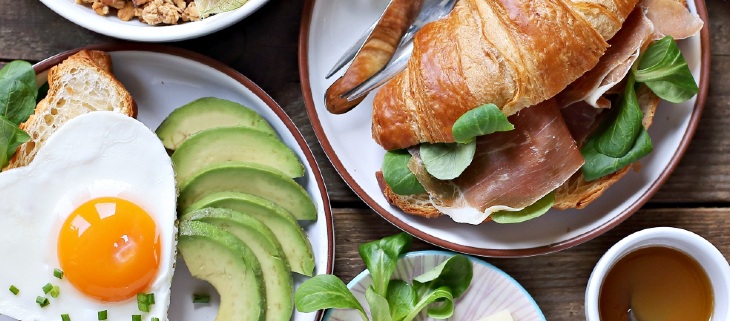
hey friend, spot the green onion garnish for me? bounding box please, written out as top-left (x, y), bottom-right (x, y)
top-left (54, 269), bottom-right (64, 279)
top-left (147, 293), bottom-right (155, 305)
top-left (152, 318), bottom-right (159, 321)
top-left (132, 315), bottom-right (141, 321)
top-left (192, 294), bottom-right (210, 303)
top-left (50, 286), bottom-right (60, 298)
top-left (138, 302), bottom-right (149, 313)
top-left (36, 296), bottom-right (49, 308)
top-left (61, 313), bottom-right (70, 321)
top-left (98, 310), bottom-right (107, 320)
top-left (9, 285), bottom-right (18, 295)
top-left (42, 283), bottom-right (53, 294)
top-left (137, 293), bottom-right (150, 312)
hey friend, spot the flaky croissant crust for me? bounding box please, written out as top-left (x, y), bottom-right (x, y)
top-left (372, 0), bottom-right (639, 151)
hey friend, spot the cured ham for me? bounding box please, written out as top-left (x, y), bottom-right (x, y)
top-left (556, 8), bottom-right (655, 109)
top-left (640, 0), bottom-right (704, 40)
top-left (408, 100), bottom-right (584, 224)
top-left (560, 101), bottom-right (606, 148)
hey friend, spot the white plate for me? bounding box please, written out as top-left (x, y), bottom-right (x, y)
top-left (300, 0), bottom-right (710, 256)
top-left (40, 0), bottom-right (269, 42)
top-left (0, 44), bottom-right (334, 321)
top-left (323, 251), bottom-right (545, 321)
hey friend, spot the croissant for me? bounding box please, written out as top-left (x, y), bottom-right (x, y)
top-left (371, 0), bottom-right (639, 151)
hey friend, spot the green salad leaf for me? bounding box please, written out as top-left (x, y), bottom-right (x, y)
top-left (382, 150), bottom-right (426, 195)
top-left (386, 280), bottom-right (416, 321)
top-left (366, 287), bottom-right (392, 321)
top-left (491, 192), bottom-right (555, 224)
top-left (451, 104), bottom-right (514, 144)
top-left (412, 255), bottom-right (472, 300)
top-left (420, 141), bottom-right (476, 180)
top-left (403, 287), bottom-right (454, 321)
top-left (595, 75), bottom-right (643, 158)
top-left (359, 233), bottom-right (413, 297)
top-left (294, 274), bottom-right (369, 321)
top-left (0, 115), bottom-right (30, 168)
top-left (37, 82), bottom-right (49, 104)
top-left (633, 35), bottom-right (698, 103)
top-left (582, 127), bottom-right (653, 181)
top-left (0, 61), bottom-right (37, 97)
top-left (0, 79), bottom-right (36, 125)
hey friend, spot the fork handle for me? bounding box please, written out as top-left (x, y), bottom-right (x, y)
top-left (324, 0), bottom-right (423, 114)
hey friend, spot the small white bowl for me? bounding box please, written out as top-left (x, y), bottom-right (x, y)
top-left (585, 227), bottom-right (730, 321)
top-left (39, 0), bottom-right (270, 42)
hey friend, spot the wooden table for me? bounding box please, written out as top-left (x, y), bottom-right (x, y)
top-left (4, 1), bottom-right (730, 319)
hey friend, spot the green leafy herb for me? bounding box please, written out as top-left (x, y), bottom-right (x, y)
top-left (98, 310), bottom-right (107, 320)
top-left (295, 274), bottom-right (369, 321)
top-left (366, 286), bottom-right (392, 321)
top-left (595, 75), bottom-right (643, 158)
top-left (420, 141), bottom-right (477, 180)
top-left (633, 35), bottom-right (698, 103)
top-left (0, 115), bottom-right (30, 167)
top-left (9, 285), bottom-right (18, 295)
top-left (0, 61), bottom-right (37, 97)
top-left (491, 192), bottom-right (555, 224)
top-left (50, 286), bottom-right (60, 298)
top-left (54, 269), bottom-right (64, 279)
top-left (451, 103), bottom-right (514, 144)
top-left (61, 314), bottom-right (70, 321)
top-left (42, 283), bottom-right (53, 294)
top-left (582, 127), bottom-right (653, 181)
top-left (382, 150), bottom-right (426, 195)
top-left (36, 296), bottom-right (49, 308)
top-left (412, 255), bottom-right (472, 300)
top-left (192, 294), bottom-right (210, 304)
top-left (404, 287), bottom-right (454, 321)
top-left (0, 79), bottom-right (36, 125)
top-left (386, 280), bottom-right (416, 321)
top-left (359, 232), bottom-right (413, 297)
top-left (132, 315), bottom-right (141, 321)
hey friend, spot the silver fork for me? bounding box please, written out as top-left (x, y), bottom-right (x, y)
top-left (326, 0), bottom-right (458, 100)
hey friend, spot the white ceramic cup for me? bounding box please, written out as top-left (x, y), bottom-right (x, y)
top-left (585, 227), bottom-right (730, 321)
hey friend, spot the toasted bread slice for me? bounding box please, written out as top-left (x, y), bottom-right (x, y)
top-left (378, 84), bottom-right (661, 218)
top-left (5, 50), bottom-right (136, 170)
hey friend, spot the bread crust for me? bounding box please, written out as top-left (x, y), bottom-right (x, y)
top-left (5, 50), bottom-right (136, 170)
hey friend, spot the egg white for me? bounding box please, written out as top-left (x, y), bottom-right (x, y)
top-left (0, 112), bottom-right (177, 321)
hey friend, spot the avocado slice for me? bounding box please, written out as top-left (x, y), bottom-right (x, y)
top-left (185, 192), bottom-right (315, 276)
top-left (172, 127), bottom-right (304, 184)
top-left (156, 97), bottom-right (276, 150)
top-left (182, 208), bottom-right (294, 320)
top-left (178, 161), bottom-right (317, 220)
top-left (178, 220), bottom-right (266, 321)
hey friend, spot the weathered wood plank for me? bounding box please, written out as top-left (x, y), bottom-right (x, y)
top-left (332, 207), bottom-right (730, 321)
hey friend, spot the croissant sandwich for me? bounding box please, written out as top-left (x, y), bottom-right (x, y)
top-left (372, 0), bottom-right (704, 224)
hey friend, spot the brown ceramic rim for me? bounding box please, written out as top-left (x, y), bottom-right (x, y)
top-left (298, 1), bottom-right (711, 257)
top-left (33, 43), bottom-right (334, 320)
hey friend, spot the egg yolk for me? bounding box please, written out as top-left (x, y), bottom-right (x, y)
top-left (57, 197), bottom-right (160, 302)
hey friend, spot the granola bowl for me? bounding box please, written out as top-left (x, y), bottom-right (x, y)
top-left (39, 0), bottom-right (270, 42)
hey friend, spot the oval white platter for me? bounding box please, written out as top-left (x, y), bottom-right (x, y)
top-left (323, 251), bottom-right (545, 321)
top-left (39, 0), bottom-right (270, 42)
top-left (0, 45), bottom-right (334, 321)
top-left (301, 0), bottom-right (709, 256)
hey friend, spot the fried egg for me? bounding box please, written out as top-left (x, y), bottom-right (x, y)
top-left (0, 112), bottom-right (176, 321)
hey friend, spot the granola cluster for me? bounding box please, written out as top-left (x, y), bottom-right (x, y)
top-left (76, 0), bottom-right (200, 25)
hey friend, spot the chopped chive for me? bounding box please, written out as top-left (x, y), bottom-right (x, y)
top-left (137, 293), bottom-right (149, 304)
top-left (9, 285), bottom-right (18, 295)
top-left (36, 296), bottom-right (49, 307)
top-left (50, 286), bottom-right (60, 298)
top-left (138, 302), bottom-right (149, 313)
top-left (98, 310), bottom-right (107, 320)
top-left (61, 314), bottom-right (70, 321)
top-left (132, 315), bottom-right (141, 321)
top-left (192, 294), bottom-right (210, 303)
top-left (54, 269), bottom-right (64, 279)
top-left (147, 293), bottom-right (155, 305)
top-left (152, 318), bottom-right (159, 321)
top-left (42, 283), bottom-right (53, 294)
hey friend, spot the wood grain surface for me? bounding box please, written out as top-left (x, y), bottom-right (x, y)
top-left (3, 0), bottom-right (730, 320)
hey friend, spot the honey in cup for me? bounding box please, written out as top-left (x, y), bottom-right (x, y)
top-left (599, 246), bottom-right (713, 321)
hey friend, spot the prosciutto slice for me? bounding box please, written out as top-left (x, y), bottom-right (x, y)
top-left (640, 0), bottom-right (704, 40)
top-left (560, 101), bottom-right (606, 148)
top-left (409, 99), bottom-right (584, 224)
top-left (556, 8), bottom-right (655, 109)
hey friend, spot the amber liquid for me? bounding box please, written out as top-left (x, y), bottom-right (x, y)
top-left (599, 246), bottom-right (713, 321)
